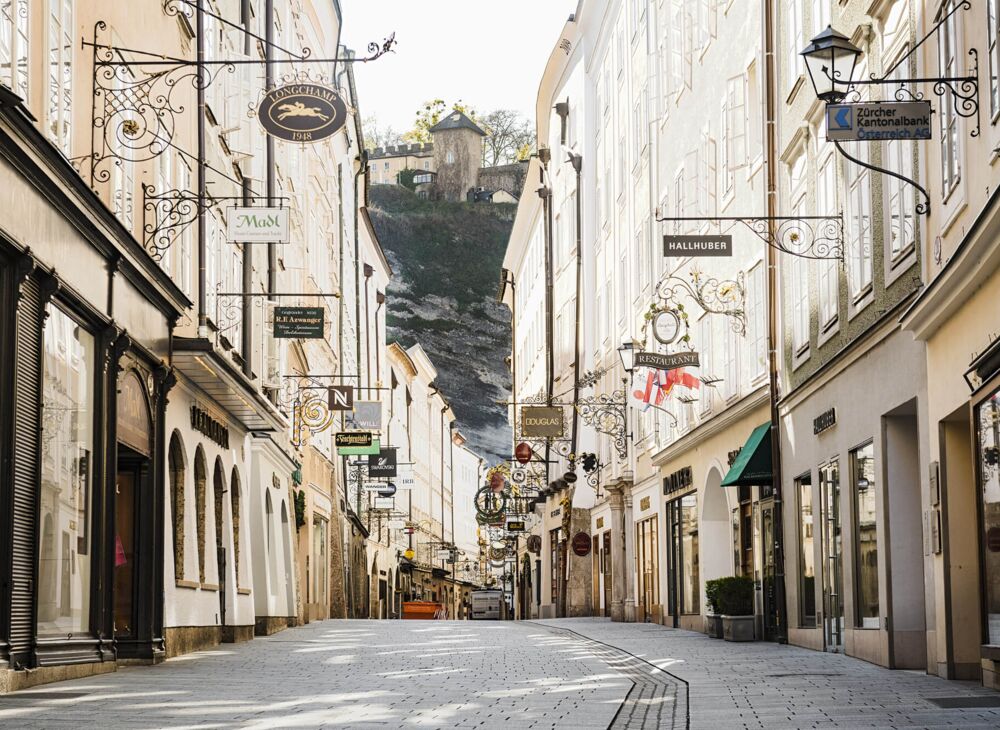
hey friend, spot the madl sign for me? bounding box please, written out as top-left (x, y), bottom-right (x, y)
top-left (227, 207), bottom-right (289, 243)
top-left (257, 83), bottom-right (347, 143)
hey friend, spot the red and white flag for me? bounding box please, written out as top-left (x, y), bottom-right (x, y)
top-left (632, 368), bottom-right (700, 409)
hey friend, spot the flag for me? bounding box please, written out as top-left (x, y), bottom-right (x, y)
top-left (633, 367), bottom-right (700, 409)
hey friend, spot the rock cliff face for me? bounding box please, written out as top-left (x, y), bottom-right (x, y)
top-left (368, 185), bottom-right (513, 463)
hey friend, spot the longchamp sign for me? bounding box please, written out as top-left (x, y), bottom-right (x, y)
top-left (520, 406), bottom-right (564, 439)
top-left (227, 207), bottom-right (289, 243)
top-left (634, 351), bottom-right (700, 370)
top-left (257, 83), bottom-right (348, 143)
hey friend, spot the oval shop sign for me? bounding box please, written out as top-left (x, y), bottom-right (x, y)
top-left (258, 83), bottom-right (347, 143)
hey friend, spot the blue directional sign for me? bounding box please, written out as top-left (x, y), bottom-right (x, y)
top-left (826, 101), bottom-right (932, 142)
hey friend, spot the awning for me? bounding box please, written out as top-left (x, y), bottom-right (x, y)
top-left (721, 422), bottom-right (773, 487)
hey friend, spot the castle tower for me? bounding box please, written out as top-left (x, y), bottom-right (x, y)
top-left (429, 110), bottom-right (486, 202)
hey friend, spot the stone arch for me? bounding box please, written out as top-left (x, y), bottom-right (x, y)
top-left (168, 431), bottom-right (186, 580)
top-left (701, 465), bottom-right (731, 610)
top-left (194, 446), bottom-right (208, 583)
top-left (230, 467), bottom-right (242, 587)
top-left (213, 458), bottom-right (226, 585)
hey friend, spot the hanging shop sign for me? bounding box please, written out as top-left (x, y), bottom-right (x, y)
top-left (257, 83), bottom-right (348, 144)
top-left (377, 482), bottom-right (397, 498)
top-left (826, 101), bottom-right (932, 142)
top-left (635, 351), bottom-right (700, 371)
top-left (514, 442), bottom-right (533, 464)
top-left (403, 548), bottom-right (415, 560)
top-left (328, 385), bottom-right (354, 411)
top-left (527, 534), bottom-right (542, 554)
top-left (227, 207), bottom-right (289, 243)
top-left (336, 433), bottom-right (379, 455)
top-left (813, 407), bottom-right (837, 435)
top-left (273, 307), bottom-right (324, 339)
top-left (345, 400), bottom-right (382, 431)
top-left (571, 532), bottom-right (592, 557)
top-left (367, 448), bottom-right (397, 478)
top-left (663, 234), bottom-right (733, 257)
top-left (653, 310), bottom-right (682, 345)
top-left (363, 482), bottom-right (389, 491)
top-left (506, 520), bottom-right (526, 533)
top-left (388, 519), bottom-right (406, 530)
top-left (191, 405), bottom-right (230, 449)
top-left (520, 406), bottom-right (564, 438)
top-left (490, 471), bottom-right (506, 494)
top-left (373, 496), bottom-right (394, 510)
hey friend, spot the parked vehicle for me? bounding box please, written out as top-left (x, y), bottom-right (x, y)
top-left (470, 589), bottom-right (504, 620)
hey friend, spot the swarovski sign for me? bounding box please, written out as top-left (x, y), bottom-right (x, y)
top-left (227, 207), bottom-right (289, 243)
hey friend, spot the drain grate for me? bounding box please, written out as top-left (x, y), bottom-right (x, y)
top-left (766, 672), bottom-right (843, 678)
top-left (927, 696), bottom-right (1000, 709)
top-left (2, 691), bottom-right (88, 701)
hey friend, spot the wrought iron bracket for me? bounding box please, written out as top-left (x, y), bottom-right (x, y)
top-left (575, 389), bottom-right (629, 461)
top-left (834, 139), bottom-right (930, 215)
top-left (656, 214), bottom-right (844, 261)
top-left (654, 269), bottom-right (747, 336)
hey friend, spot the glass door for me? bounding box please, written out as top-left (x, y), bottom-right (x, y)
top-left (820, 461), bottom-right (843, 652)
top-left (114, 468), bottom-right (136, 637)
top-left (602, 531), bottom-right (612, 617)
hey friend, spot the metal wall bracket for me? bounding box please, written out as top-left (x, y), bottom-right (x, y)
top-left (656, 214), bottom-right (844, 261)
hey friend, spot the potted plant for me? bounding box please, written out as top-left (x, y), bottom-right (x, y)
top-left (717, 576), bottom-right (755, 642)
top-left (704, 578), bottom-right (724, 638)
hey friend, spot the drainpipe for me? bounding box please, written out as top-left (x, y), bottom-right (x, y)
top-left (354, 155), bottom-right (367, 391)
top-left (374, 291), bottom-right (385, 385)
top-left (569, 152), bottom-right (583, 457)
top-left (537, 149), bottom-right (554, 497)
top-left (265, 0), bottom-right (276, 298)
top-left (363, 263), bottom-right (374, 389)
top-left (196, 0), bottom-right (207, 336)
top-left (499, 269), bottom-right (517, 451)
top-left (763, 0), bottom-right (788, 645)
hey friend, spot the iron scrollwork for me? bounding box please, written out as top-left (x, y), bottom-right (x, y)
top-left (575, 390), bottom-right (629, 461)
top-left (655, 269), bottom-right (746, 336)
top-left (655, 215), bottom-right (844, 261)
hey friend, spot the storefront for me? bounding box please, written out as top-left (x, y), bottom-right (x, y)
top-left (0, 94), bottom-right (186, 688)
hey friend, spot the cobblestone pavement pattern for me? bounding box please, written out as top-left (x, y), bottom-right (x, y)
top-left (3, 617), bottom-right (1000, 729)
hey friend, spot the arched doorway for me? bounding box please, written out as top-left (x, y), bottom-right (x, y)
top-left (193, 447), bottom-right (207, 583)
top-left (230, 468), bottom-right (241, 590)
top-left (114, 369), bottom-right (153, 645)
top-left (213, 459), bottom-right (227, 625)
top-left (701, 466), bottom-right (731, 613)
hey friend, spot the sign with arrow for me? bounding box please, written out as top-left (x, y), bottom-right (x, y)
top-left (826, 101), bottom-right (932, 142)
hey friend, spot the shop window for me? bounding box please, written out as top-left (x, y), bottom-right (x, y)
top-left (38, 304), bottom-right (94, 637)
top-left (230, 468), bottom-right (241, 586)
top-left (549, 528), bottom-right (560, 604)
top-left (976, 386), bottom-right (1000, 644)
top-left (667, 493), bottom-right (699, 616)
top-left (797, 474), bottom-right (816, 627)
top-left (852, 442), bottom-right (879, 628)
top-left (0, 0), bottom-right (30, 98)
top-left (313, 515), bottom-right (328, 603)
top-left (637, 515), bottom-right (659, 617)
top-left (194, 447), bottom-right (207, 583)
top-left (168, 433), bottom-right (186, 580)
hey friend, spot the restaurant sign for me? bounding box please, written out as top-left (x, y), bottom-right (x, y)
top-left (634, 351), bottom-right (700, 371)
top-left (273, 307), bottom-right (324, 339)
top-left (257, 83), bottom-right (348, 144)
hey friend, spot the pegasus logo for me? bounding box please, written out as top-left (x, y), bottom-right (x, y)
top-left (276, 102), bottom-right (330, 121)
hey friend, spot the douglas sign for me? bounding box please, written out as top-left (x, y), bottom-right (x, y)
top-left (257, 83), bottom-right (347, 143)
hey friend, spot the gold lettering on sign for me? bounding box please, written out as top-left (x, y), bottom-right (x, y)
top-left (596, 517), bottom-right (604, 529)
top-left (640, 496), bottom-right (651, 511)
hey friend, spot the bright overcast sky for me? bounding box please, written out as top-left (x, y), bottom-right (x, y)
top-left (340, 1), bottom-right (576, 134)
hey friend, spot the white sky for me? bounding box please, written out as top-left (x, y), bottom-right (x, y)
top-left (340, 0), bottom-right (576, 135)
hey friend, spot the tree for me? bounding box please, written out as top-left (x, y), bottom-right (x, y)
top-left (402, 99), bottom-right (477, 145)
top-left (362, 115), bottom-right (402, 151)
top-left (479, 109), bottom-right (535, 167)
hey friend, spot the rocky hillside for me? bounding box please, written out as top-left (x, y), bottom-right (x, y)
top-left (368, 185), bottom-right (513, 464)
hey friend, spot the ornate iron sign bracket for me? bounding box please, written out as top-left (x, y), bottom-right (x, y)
top-left (654, 269), bottom-right (747, 336)
top-left (656, 214), bottom-right (844, 261)
top-left (575, 389), bottom-right (629, 461)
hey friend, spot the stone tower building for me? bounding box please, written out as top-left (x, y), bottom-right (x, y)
top-left (429, 110), bottom-right (486, 201)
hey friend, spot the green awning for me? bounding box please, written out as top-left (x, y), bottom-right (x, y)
top-left (721, 422), bottom-right (773, 487)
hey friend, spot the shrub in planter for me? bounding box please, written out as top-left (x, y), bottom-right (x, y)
top-left (704, 578), bottom-right (724, 638)
top-left (716, 576), bottom-right (755, 642)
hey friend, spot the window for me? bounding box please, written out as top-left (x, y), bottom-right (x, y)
top-left (939, 0), bottom-right (962, 198)
top-left (312, 515), bottom-right (328, 603)
top-left (549, 528), bottom-right (560, 604)
top-left (723, 74), bottom-right (746, 193)
top-left (670, 0), bottom-right (684, 93)
top-left (38, 305), bottom-right (94, 637)
top-left (746, 262), bottom-right (766, 380)
top-left (47, 0), bottom-right (74, 154)
top-left (1, 0), bottom-right (30, 97)
top-left (816, 155), bottom-right (838, 328)
top-left (667, 493), bottom-right (699, 615)
top-left (885, 61), bottom-right (918, 264)
top-left (786, 0), bottom-right (804, 90)
top-left (698, 315), bottom-right (712, 414)
top-left (636, 515), bottom-right (659, 617)
top-left (798, 474), bottom-right (816, 627)
top-left (812, 0), bottom-right (831, 36)
top-left (990, 0), bottom-right (1000, 119)
top-left (723, 324), bottom-right (739, 401)
top-left (977, 386), bottom-right (1000, 644)
top-left (446, 150), bottom-right (455, 164)
top-left (791, 254), bottom-right (809, 352)
top-left (853, 442), bottom-right (879, 628)
top-left (845, 145), bottom-right (873, 298)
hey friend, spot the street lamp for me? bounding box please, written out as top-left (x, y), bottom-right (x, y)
top-left (617, 340), bottom-right (635, 374)
top-left (800, 26), bottom-right (862, 104)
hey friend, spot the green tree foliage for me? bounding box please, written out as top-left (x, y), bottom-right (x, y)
top-left (402, 99), bottom-right (477, 145)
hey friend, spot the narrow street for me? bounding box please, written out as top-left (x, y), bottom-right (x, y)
top-left (3, 619), bottom-right (1000, 729)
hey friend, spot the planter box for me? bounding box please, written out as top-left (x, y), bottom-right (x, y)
top-left (402, 601), bottom-right (443, 620)
top-left (722, 614), bottom-right (755, 641)
top-left (704, 614), bottom-right (723, 639)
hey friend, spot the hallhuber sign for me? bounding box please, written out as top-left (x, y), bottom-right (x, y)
top-left (273, 307), bottom-right (324, 339)
top-left (663, 235), bottom-right (733, 257)
top-left (521, 406), bottom-right (564, 439)
top-left (227, 207), bottom-right (289, 243)
top-left (634, 351), bottom-right (700, 370)
top-left (257, 83), bottom-right (347, 143)
top-left (826, 101), bottom-right (932, 142)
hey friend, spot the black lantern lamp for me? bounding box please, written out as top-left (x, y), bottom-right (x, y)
top-left (801, 26), bottom-right (862, 104)
top-left (617, 340), bottom-right (635, 374)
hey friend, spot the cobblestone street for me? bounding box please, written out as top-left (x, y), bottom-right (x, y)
top-left (3, 618), bottom-right (1000, 729)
